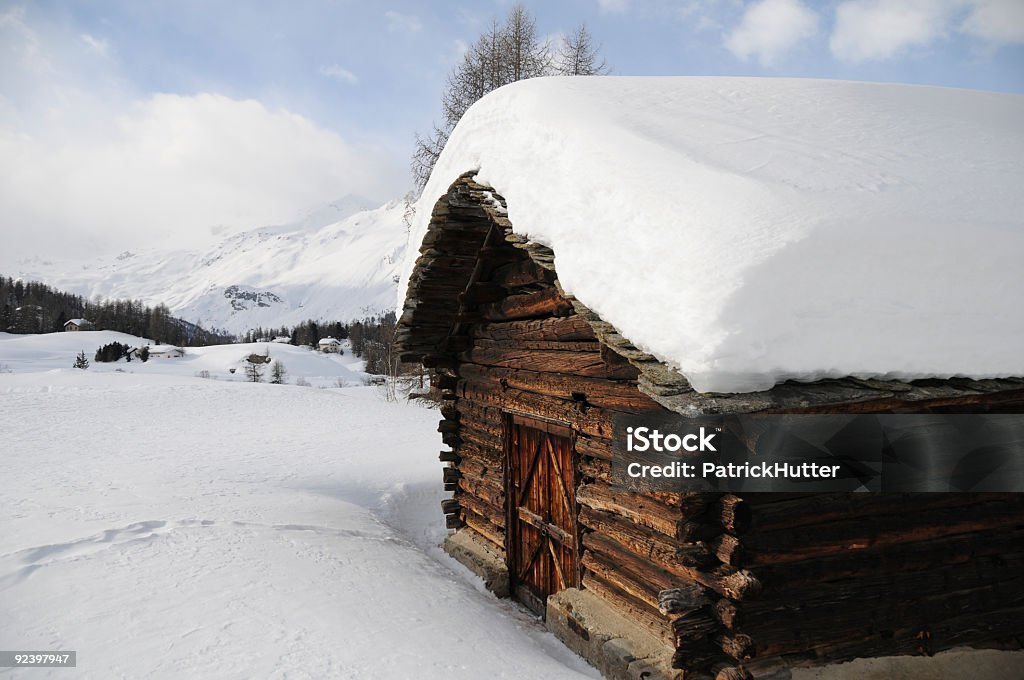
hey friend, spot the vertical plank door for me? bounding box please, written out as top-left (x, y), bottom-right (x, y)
top-left (507, 415), bottom-right (579, 617)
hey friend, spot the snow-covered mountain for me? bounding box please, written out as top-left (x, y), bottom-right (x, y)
top-left (13, 198), bottom-right (411, 336)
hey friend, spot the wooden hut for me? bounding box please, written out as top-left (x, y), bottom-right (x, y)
top-left (396, 174), bottom-right (1024, 680)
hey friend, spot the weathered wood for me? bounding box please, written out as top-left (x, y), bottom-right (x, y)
top-left (482, 287), bottom-right (574, 321)
top-left (659, 585), bottom-right (713, 616)
top-left (577, 483), bottom-right (709, 538)
top-left (438, 449), bottom-right (460, 463)
top-left (441, 498), bottom-right (460, 515)
top-left (713, 666), bottom-right (753, 680)
top-left (709, 533), bottom-right (742, 567)
top-left (461, 348), bottom-right (611, 377)
top-left (579, 506), bottom-right (714, 571)
top-left (582, 571), bottom-right (673, 644)
top-left (458, 381), bottom-right (615, 438)
top-left (742, 497), bottom-right (1024, 564)
top-left (489, 258), bottom-right (554, 288)
top-left (458, 363), bottom-right (656, 414)
top-left (474, 315), bottom-right (597, 342)
top-left (462, 510), bottom-right (504, 551)
top-left (745, 492), bottom-right (1019, 532)
top-left (455, 490), bottom-right (505, 531)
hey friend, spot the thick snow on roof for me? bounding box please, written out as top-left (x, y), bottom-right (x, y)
top-left (403, 77), bottom-right (1024, 393)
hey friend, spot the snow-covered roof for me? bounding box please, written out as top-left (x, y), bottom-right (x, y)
top-left (401, 77), bottom-right (1024, 393)
top-left (65, 318), bottom-right (92, 326)
top-left (318, 337), bottom-right (339, 345)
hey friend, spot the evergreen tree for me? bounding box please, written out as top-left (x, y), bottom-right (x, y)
top-left (73, 351), bottom-right (89, 370)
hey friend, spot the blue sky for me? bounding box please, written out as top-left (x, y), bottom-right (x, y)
top-left (1, 0), bottom-right (1022, 262)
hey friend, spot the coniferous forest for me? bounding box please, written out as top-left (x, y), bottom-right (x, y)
top-left (0, 275), bottom-right (233, 346)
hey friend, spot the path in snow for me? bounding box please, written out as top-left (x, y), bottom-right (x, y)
top-left (0, 369), bottom-right (597, 679)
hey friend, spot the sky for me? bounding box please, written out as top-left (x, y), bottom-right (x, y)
top-left (1, 0), bottom-right (1022, 265)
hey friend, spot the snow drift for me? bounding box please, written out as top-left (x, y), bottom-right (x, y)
top-left (402, 77), bottom-right (1024, 393)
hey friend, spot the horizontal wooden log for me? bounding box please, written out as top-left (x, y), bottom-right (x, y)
top-left (461, 348), bottom-right (609, 377)
top-left (462, 509), bottom-right (504, 551)
top-left (744, 571), bottom-right (1024, 658)
top-left (457, 422), bottom-right (503, 451)
top-left (745, 492), bottom-right (1021, 532)
top-left (458, 381), bottom-right (613, 438)
top-left (575, 434), bottom-right (612, 461)
top-left (582, 571), bottom-right (673, 644)
top-left (579, 506), bottom-right (714, 571)
top-left (441, 498), bottom-right (460, 515)
top-left (474, 315), bottom-right (597, 342)
top-left (457, 474), bottom-right (504, 509)
top-left (455, 490), bottom-right (505, 531)
top-left (743, 498), bottom-right (1024, 565)
top-left (577, 483), bottom-right (710, 538)
top-left (446, 514), bottom-right (465, 529)
top-left (458, 363), bottom-right (656, 414)
top-left (438, 449), bottom-right (460, 463)
top-left (744, 603), bottom-right (1024, 673)
top-left (455, 441), bottom-right (502, 468)
top-left (481, 287), bottom-right (573, 321)
top-left (752, 526), bottom-right (1024, 587)
top-left (672, 609), bottom-right (719, 644)
top-left (473, 338), bottom-right (603, 353)
top-left (442, 466), bottom-right (462, 484)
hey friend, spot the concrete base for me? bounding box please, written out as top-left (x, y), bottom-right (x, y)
top-left (443, 529), bottom-right (509, 598)
top-left (775, 647), bottom-right (1024, 680)
top-left (547, 588), bottom-right (679, 680)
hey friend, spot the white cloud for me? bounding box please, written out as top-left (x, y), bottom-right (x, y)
top-left (80, 33), bottom-right (109, 56)
top-left (596, 0), bottom-right (630, 14)
top-left (0, 11), bottom-right (402, 264)
top-left (830, 0), bottom-right (957, 63)
top-left (0, 94), bottom-right (399, 261)
top-left (724, 0), bottom-right (819, 66)
top-left (318, 64), bottom-right (358, 84)
top-left (961, 0), bottom-right (1024, 44)
top-left (384, 10), bottom-right (422, 33)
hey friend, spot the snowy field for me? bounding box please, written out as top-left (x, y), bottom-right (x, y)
top-left (0, 334), bottom-right (597, 679)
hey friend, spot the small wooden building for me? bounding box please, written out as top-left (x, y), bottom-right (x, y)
top-left (63, 318), bottom-right (94, 332)
top-left (397, 175), bottom-right (1024, 680)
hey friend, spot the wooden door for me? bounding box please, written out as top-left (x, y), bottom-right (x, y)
top-left (507, 415), bottom-right (579, 616)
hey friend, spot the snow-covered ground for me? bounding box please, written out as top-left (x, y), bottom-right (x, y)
top-left (0, 331), bottom-right (367, 388)
top-left (0, 335), bottom-right (597, 679)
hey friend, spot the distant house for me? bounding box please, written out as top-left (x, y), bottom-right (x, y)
top-left (147, 345), bottom-right (184, 359)
top-left (63, 318), bottom-right (95, 332)
top-left (272, 336), bottom-right (291, 344)
top-left (317, 337), bottom-right (340, 353)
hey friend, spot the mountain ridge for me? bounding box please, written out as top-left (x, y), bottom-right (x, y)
top-left (13, 197), bottom-right (411, 336)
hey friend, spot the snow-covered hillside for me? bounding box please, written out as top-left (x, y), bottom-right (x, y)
top-left (13, 198), bottom-right (410, 336)
top-left (0, 336), bottom-right (598, 679)
top-left (0, 330), bottom-right (367, 387)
